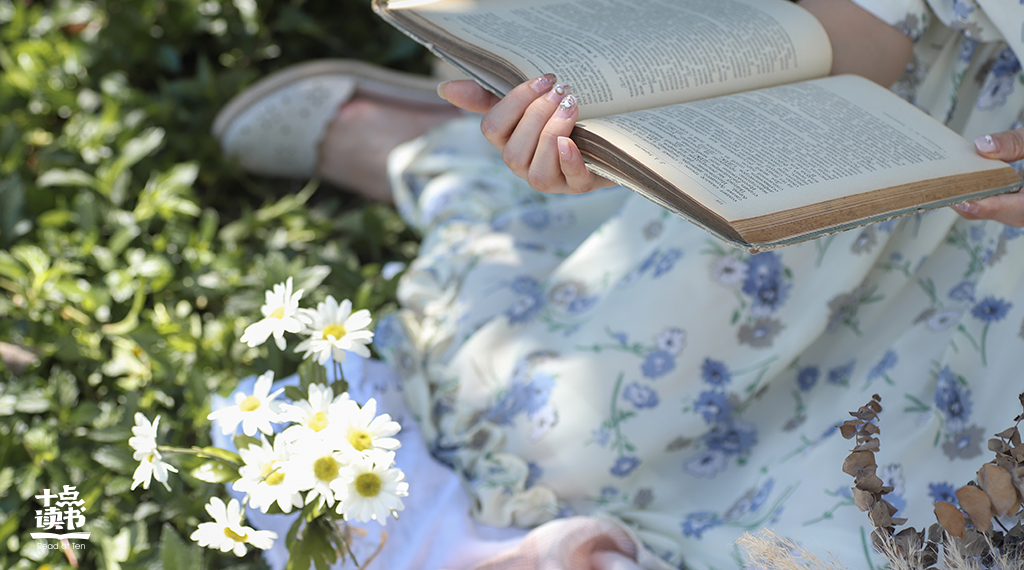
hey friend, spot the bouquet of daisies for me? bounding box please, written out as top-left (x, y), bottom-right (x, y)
top-left (128, 277), bottom-right (408, 568)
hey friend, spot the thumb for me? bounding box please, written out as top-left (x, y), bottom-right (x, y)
top-left (437, 80), bottom-right (501, 114)
top-left (975, 128), bottom-right (1024, 162)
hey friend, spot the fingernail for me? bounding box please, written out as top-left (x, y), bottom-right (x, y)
top-left (555, 94), bottom-right (577, 117)
top-left (530, 74), bottom-right (556, 94)
top-left (544, 83), bottom-right (571, 103)
top-left (437, 81), bottom-right (449, 100)
top-left (557, 136), bottom-right (571, 156)
top-left (954, 201), bottom-right (979, 214)
top-left (975, 134), bottom-right (998, 153)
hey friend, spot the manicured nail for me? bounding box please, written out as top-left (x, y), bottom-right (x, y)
top-left (954, 201), bottom-right (979, 214)
top-left (975, 134), bottom-right (998, 153)
top-left (530, 74), bottom-right (556, 94)
top-left (437, 81), bottom-right (449, 100)
top-left (555, 94), bottom-right (577, 117)
top-left (557, 136), bottom-right (571, 156)
top-left (544, 83), bottom-right (571, 103)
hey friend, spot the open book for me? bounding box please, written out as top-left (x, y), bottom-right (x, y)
top-left (374, 0), bottom-right (1022, 251)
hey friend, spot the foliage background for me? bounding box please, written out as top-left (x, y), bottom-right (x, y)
top-left (0, 0), bottom-right (432, 567)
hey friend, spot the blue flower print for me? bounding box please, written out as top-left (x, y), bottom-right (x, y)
top-left (971, 296), bottom-right (1012, 322)
top-left (750, 478), bottom-right (775, 512)
top-left (991, 47), bottom-right (1022, 77)
top-left (525, 462), bottom-right (543, 489)
top-left (877, 464), bottom-right (907, 513)
top-left (653, 248), bottom-right (684, 277)
top-left (694, 390), bottom-right (732, 424)
top-left (486, 371), bottom-right (555, 425)
top-left (701, 358), bottom-right (732, 385)
top-left (948, 281), bottom-right (976, 302)
top-left (490, 213), bottom-right (512, 231)
top-left (520, 207), bottom-right (550, 229)
top-left (928, 482), bottom-right (959, 506)
top-left (592, 428), bottom-right (611, 447)
top-left (959, 38), bottom-right (979, 62)
top-left (567, 295), bottom-right (598, 314)
top-left (796, 366), bottom-right (819, 391)
top-left (684, 450), bottom-right (729, 478)
top-left (506, 291), bottom-right (545, 324)
top-left (953, 0), bottom-right (974, 20)
top-left (600, 486), bottom-right (618, 500)
top-left (611, 331), bottom-right (629, 345)
top-left (681, 511), bottom-right (721, 539)
top-left (827, 360), bottom-right (855, 386)
top-left (742, 251), bottom-right (791, 314)
top-left (510, 276), bottom-right (541, 294)
top-left (642, 350), bottom-right (676, 379)
top-left (867, 350), bottom-right (898, 382)
top-left (705, 420), bottom-right (758, 456)
top-left (1004, 226), bottom-right (1023, 240)
top-left (610, 455), bottom-right (641, 478)
top-left (623, 382), bottom-right (660, 409)
top-left (934, 366), bottom-right (972, 433)
top-left (969, 225), bottom-right (986, 243)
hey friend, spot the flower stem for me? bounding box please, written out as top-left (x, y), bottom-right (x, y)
top-left (157, 445), bottom-right (240, 468)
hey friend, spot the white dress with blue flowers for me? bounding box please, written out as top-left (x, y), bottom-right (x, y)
top-left (375, 1), bottom-right (1024, 568)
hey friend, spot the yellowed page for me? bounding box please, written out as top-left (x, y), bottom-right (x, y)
top-left (577, 75), bottom-right (1014, 221)
top-left (387, 0), bottom-right (831, 119)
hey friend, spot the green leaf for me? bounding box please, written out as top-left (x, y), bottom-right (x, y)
top-left (36, 168), bottom-right (96, 189)
top-left (92, 445), bottom-right (137, 475)
top-left (285, 385), bottom-right (307, 403)
top-left (232, 434), bottom-right (261, 452)
top-left (189, 460), bottom-right (238, 484)
top-left (160, 524), bottom-right (205, 570)
top-left (196, 446), bottom-right (242, 465)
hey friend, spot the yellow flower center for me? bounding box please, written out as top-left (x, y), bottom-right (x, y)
top-left (224, 527), bottom-right (248, 542)
top-left (355, 473), bottom-right (382, 497)
top-left (322, 324), bottom-right (347, 340)
top-left (313, 456), bottom-right (339, 482)
top-left (309, 411), bottom-right (330, 432)
top-left (269, 307), bottom-right (285, 319)
top-left (348, 429), bottom-right (373, 452)
top-left (239, 396), bottom-right (261, 412)
top-left (262, 462), bottom-right (285, 486)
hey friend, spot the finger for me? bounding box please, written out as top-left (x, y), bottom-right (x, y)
top-left (557, 136), bottom-right (615, 194)
top-left (952, 191), bottom-right (1024, 227)
top-left (479, 74), bottom-right (556, 149)
top-left (437, 80), bottom-right (501, 114)
top-left (502, 83), bottom-right (571, 177)
top-left (974, 129), bottom-right (1024, 162)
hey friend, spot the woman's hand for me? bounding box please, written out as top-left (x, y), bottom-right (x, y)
top-left (438, 76), bottom-right (614, 194)
top-left (958, 131), bottom-right (1024, 227)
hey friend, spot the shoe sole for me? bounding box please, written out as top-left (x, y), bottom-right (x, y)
top-left (212, 59), bottom-right (450, 141)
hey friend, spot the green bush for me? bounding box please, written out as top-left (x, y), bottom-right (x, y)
top-left (0, 1), bottom-right (429, 568)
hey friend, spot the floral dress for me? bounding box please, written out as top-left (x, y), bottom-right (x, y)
top-left (374, 0), bottom-right (1024, 568)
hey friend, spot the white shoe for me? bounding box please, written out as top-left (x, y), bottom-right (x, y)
top-left (213, 59), bottom-right (450, 178)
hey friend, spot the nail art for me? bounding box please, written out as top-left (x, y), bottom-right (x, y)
top-left (530, 74), bottom-right (557, 94)
top-left (556, 94), bottom-right (577, 117)
top-left (974, 134), bottom-right (998, 153)
top-left (544, 83), bottom-right (572, 103)
top-left (954, 201), bottom-right (978, 214)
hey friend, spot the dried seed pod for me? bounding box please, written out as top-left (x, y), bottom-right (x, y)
top-left (956, 485), bottom-right (994, 533)
top-left (853, 487), bottom-right (876, 512)
top-left (978, 463), bottom-right (1020, 516)
top-left (935, 501), bottom-right (966, 538)
top-left (843, 450), bottom-right (877, 477)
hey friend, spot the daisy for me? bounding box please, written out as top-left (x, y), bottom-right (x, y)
top-left (282, 437), bottom-right (353, 509)
top-left (338, 398), bottom-right (401, 453)
top-left (278, 383), bottom-right (351, 442)
top-left (131, 447), bottom-right (178, 491)
top-left (233, 436), bottom-right (304, 514)
top-left (240, 277), bottom-right (306, 350)
top-left (128, 412), bottom-right (160, 451)
top-left (128, 413), bottom-right (177, 491)
top-left (294, 296), bottom-right (373, 364)
top-left (332, 450), bottom-right (408, 525)
top-left (208, 371), bottom-right (284, 437)
top-left (190, 497), bottom-right (277, 557)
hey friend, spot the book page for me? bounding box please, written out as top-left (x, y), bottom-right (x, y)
top-left (387, 0), bottom-right (831, 119)
top-left (577, 75), bottom-right (1015, 221)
